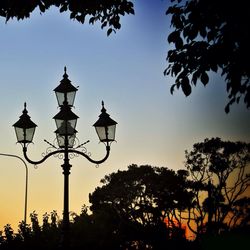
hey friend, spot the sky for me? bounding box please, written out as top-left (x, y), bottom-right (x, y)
top-left (0, 0), bottom-right (249, 231)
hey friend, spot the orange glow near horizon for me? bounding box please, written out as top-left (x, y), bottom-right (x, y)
top-left (164, 217), bottom-right (189, 239)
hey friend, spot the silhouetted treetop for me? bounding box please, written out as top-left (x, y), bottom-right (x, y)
top-left (89, 164), bottom-right (192, 248)
top-left (185, 137), bottom-right (250, 235)
top-left (0, 0), bottom-right (134, 35)
top-left (165, 0), bottom-right (250, 112)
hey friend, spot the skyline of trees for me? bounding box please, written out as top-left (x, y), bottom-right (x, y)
top-left (184, 137), bottom-right (250, 236)
top-left (0, 137), bottom-right (249, 249)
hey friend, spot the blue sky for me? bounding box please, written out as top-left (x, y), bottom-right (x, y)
top-left (0, 0), bottom-right (249, 230)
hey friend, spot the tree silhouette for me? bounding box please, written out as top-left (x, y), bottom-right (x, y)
top-left (0, 211), bottom-right (61, 250)
top-left (89, 164), bottom-right (193, 249)
top-left (0, 0), bottom-right (134, 36)
top-left (184, 137), bottom-right (250, 236)
top-left (165, 0), bottom-right (250, 112)
top-left (1, 148), bottom-right (249, 249)
top-left (70, 205), bottom-right (123, 249)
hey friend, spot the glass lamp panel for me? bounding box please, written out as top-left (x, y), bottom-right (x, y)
top-left (55, 92), bottom-right (65, 107)
top-left (107, 124), bottom-right (116, 141)
top-left (14, 127), bottom-right (25, 143)
top-left (55, 119), bottom-right (64, 131)
top-left (95, 126), bottom-right (106, 142)
top-left (66, 91), bottom-right (76, 107)
top-left (55, 91), bottom-right (76, 107)
top-left (25, 127), bottom-right (36, 142)
top-left (56, 134), bottom-right (76, 148)
top-left (14, 127), bottom-right (35, 143)
top-left (55, 119), bottom-right (77, 135)
top-left (56, 134), bottom-right (65, 148)
top-left (95, 124), bottom-right (116, 142)
top-left (68, 119), bottom-right (77, 131)
top-left (68, 134), bottom-right (76, 147)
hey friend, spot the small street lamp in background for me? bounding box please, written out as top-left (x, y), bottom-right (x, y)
top-left (0, 153), bottom-right (28, 225)
top-left (13, 67), bottom-right (117, 249)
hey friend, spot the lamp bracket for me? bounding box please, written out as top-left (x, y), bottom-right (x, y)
top-left (23, 138), bottom-right (110, 166)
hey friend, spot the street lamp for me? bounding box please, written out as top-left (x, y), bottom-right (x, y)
top-left (13, 67), bottom-right (117, 249)
top-left (0, 153), bottom-right (28, 225)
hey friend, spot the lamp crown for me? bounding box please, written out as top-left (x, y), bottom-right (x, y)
top-left (13, 102), bottom-right (37, 129)
top-left (93, 101), bottom-right (117, 127)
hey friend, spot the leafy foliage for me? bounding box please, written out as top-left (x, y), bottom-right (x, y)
top-left (165, 0), bottom-right (250, 112)
top-left (0, 0), bottom-right (134, 36)
top-left (89, 164), bottom-right (192, 248)
top-left (0, 211), bottom-right (61, 250)
top-left (185, 137), bottom-right (250, 235)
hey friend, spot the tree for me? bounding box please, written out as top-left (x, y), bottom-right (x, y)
top-left (165, 0), bottom-right (250, 112)
top-left (70, 205), bottom-right (123, 249)
top-left (0, 0), bottom-right (134, 36)
top-left (184, 137), bottom-right (250, 236)
top-left (89, 164), bottom-right (193, 248)
top-left (0, 211), bottom-right (61, 250)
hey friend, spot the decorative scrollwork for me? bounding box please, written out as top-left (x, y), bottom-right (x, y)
top-left (54, 152), bottom-right (64, 160)
top-left (69, 152), bottom-right (77, 159)
top-left (71, 137), bottom-right (92, 158)
top-left (41, 138), bottom-right (61, 159)
top-left (32, 136), bottom-right (99, 163)
top-left (42, 137), bottom-right (93, 160)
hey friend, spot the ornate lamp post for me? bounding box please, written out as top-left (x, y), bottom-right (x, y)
top-left (13, 67), bottom-right (117, 249)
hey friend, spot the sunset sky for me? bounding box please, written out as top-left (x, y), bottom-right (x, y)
top-left (0, 0), bottom-right (249, 231)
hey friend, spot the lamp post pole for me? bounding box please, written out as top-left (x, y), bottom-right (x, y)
top-left (61, 135), bottom-right (71, 248)
top-left (13, 67), bottom-right (117, 249)
top-left (0, 153), bottom-right (28, 225)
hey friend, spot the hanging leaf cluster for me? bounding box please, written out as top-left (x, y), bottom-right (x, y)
top-left (165, 0), bottom-right (250, 112)
top-left (0, 0), bottom-right (134, 36)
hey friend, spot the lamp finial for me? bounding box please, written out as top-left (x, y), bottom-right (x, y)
top-left (101, 101), bottom-right (106, 113)
top-left (63, 66), bottom-right (68, 78)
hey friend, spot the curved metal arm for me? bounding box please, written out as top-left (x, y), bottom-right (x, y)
top-left (23, 145), bottom-right (110, 165)
top-left (69, 146), bottom-right (110, 164)
top-left (23, 146), bottom-right (63, 165)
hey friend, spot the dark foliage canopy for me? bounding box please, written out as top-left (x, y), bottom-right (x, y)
top-left (89, 164), bottom-right (192, 248)
top-left (165, 0), bottom-right (250, 112)
top-left (185, 137), bottom-right (250, 235)
top-left (0, 157), bottom-right (249, 249)
top-left (0, 0), bottom-right (134, 35)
